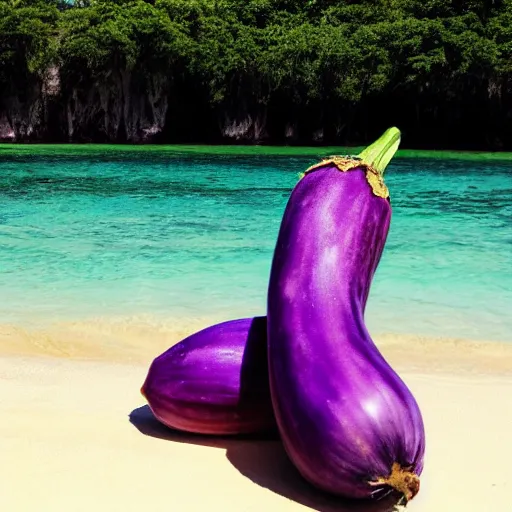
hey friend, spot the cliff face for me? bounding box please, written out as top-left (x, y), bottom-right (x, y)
top-left (0, 88), bottom-right (45, 142)
top-left (64, 71), bottom-right (169, 143)
top-left (0, 115), bottom-right (15, 140)
top-left (218, 102), bottom-right (268, 143)
top-left (0, 67), bottom-right (170, 144)
top-left (0, 67), bottom-right (59, 142)
top-left (0, 66), bottom-right (511, 149)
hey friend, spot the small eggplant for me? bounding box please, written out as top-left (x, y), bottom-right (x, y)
top-left (267, 128), bottom-right (425, 503)
top-left (141, 317), bottom-right (275, 435)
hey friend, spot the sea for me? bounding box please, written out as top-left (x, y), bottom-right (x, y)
top-left (0, 145), bottom-right (511, 343)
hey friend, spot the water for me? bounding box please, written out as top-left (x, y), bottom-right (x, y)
top-left (0, 146), bottom-right (511, 342)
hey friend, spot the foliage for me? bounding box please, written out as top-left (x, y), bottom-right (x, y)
top-left (0, 0), bottom-right (511, 147)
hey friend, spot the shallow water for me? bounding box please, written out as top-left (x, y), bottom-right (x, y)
top-left (0, 146), bottom-right (511, 342)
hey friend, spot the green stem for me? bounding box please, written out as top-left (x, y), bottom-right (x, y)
top-left (357, 127), bottom-right (401, 177)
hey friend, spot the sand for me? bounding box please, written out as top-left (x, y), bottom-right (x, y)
top-left (2, 319), bottom-right (512, 512)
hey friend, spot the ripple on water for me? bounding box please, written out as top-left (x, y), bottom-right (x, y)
top-left (0, 150), bottom-right (511, 342)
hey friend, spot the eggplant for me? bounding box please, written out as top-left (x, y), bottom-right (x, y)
top-left (141, 316), bottom-right (276, 435)
top-left (267, 128), bottom-right (425, 503)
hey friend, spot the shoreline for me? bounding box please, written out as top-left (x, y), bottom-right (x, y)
top-left (2, 142), bottom-right (512, 161)
top-left (1, 317), bottom-right (511, 377)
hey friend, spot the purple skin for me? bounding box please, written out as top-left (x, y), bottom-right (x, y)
top-left (141, 316), bottom-right (276, 435)
top-left (267, 165), bottom-right (425, 502)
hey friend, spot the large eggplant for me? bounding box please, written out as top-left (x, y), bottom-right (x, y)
top-left (141, 316), bottom-right (276, 435)
top-left (267, 128), bottom-right (425, 503)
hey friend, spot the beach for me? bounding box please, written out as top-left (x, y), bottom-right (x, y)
top-left (1, 148), bottom-right (511, 510)
top-left (2, 321), bottom-right (512, 512)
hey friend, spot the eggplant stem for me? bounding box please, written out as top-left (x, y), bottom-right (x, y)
top-left (357, 126), bottom-right (401, 177)
top-left (368, 462), bottom-right (420, 504)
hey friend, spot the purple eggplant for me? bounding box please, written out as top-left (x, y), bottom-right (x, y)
top-left (267, 128), bottom-right (425, 503)
top-left (141, 316), bottom-right (276, 435)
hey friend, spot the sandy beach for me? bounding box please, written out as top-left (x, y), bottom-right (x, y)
top-left (2, 320), bottom-right (512, 512)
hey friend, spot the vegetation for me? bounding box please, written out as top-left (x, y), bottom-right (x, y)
top-left (0, 0), bottom-right (511, 148)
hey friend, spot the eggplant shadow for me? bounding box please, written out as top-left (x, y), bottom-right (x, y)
top-left (129, 405), bottom-right (401, 512)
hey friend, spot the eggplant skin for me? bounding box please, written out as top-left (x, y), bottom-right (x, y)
top-left (141, 317), bottom-right (276, 435)
top-left (267, 166), bottom-right (425, 501)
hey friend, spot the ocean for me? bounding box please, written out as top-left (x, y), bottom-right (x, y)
top-left (0, 145), bottom-right (511, 343)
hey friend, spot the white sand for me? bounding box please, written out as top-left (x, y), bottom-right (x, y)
top-left (2, 322), bottom-right (512, 511)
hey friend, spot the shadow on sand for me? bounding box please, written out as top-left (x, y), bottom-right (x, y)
top-left (129, 405), bottom-right (401, 512)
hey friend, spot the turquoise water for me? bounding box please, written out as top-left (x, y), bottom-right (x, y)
top-left (0, 148), bottom-right (511, 342)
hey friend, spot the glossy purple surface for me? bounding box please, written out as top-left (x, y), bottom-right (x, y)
top-left (267, 166), bottom-right (425, 499)
top-left (141, 316), bottom-right (275, 435)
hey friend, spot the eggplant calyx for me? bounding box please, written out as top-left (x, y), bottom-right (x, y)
top-left (302, 156), bottom-right (391, 199)
top-left (368, 462), bottom-right (420, 504)
top-left (300, 127), bottom-right (400, 199)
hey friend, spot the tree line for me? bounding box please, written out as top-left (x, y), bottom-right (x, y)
top-left (0, 0), bottom-right (510, 149)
